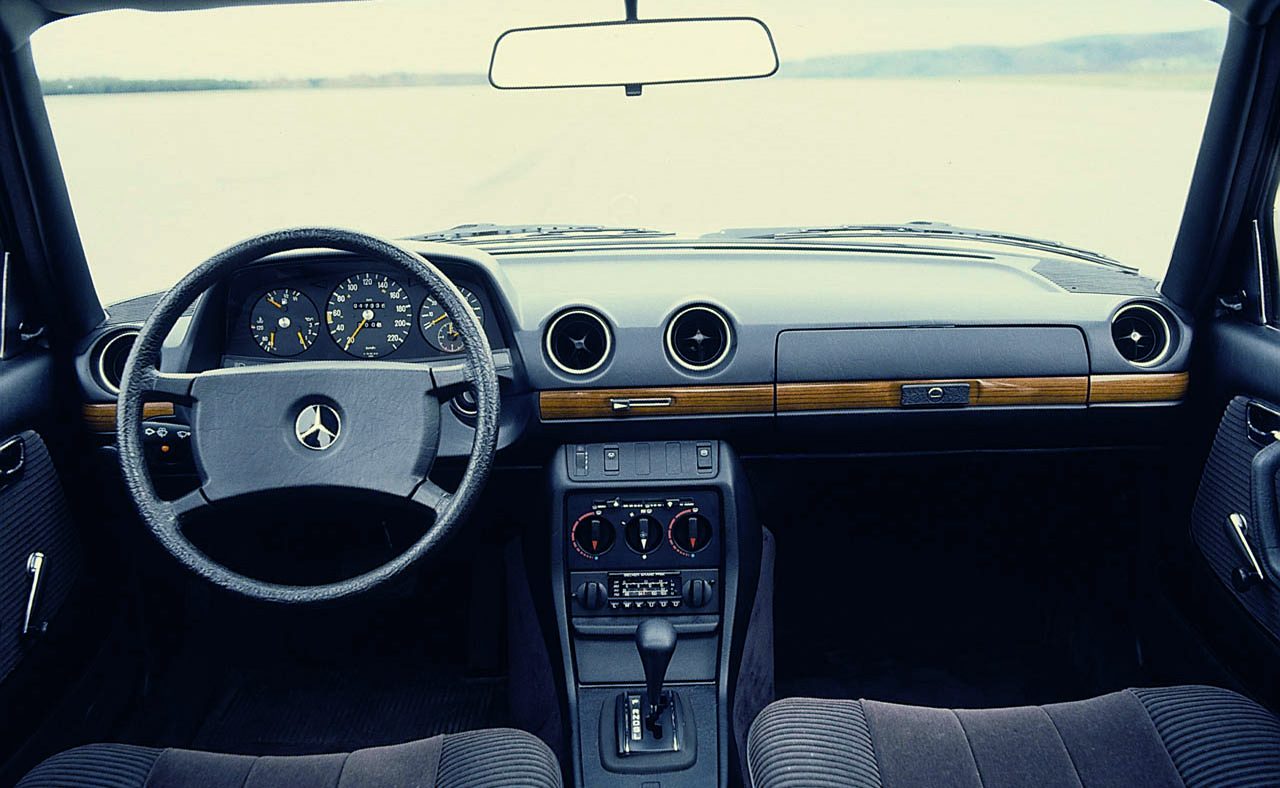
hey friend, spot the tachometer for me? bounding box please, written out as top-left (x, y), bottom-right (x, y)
top-left (249, 288), bottom-right (320, 356)
top-left (325, 273), bottom-right (412, 358)
top-left (419, 287), bottom-right (485, 354)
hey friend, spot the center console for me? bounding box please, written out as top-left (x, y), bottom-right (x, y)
top-left (546, 440), bottom-right (772, 787)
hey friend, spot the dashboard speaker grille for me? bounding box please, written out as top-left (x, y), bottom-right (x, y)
top-left (94, 330), bottom-right (138, 393)
top-left (1111, 303), bottom-right (1170, 367)
top-left (545, 309), bottom-right (611, 375)
top-left (667, 305), bottom-right (732, 371)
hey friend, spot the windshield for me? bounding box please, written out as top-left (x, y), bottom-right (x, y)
top-left (32, 0), bottom-right (1228, 303)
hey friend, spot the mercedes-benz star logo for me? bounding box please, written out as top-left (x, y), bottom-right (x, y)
top-left (294, 404), bottom-right (341, 451)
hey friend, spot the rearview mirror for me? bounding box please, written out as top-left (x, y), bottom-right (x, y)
top-left (489, 17), bottom-right (778, 95)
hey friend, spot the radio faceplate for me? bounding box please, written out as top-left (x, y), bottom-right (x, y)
top-left (570, 568), bottom-right (719, 616)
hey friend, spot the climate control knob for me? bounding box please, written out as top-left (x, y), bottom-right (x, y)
top-left (683, 578), bottom-right (714, 608)
top-left (574, 581), bottom-right (608, 610)
top-left (572, 513), bottom-right (616, 558)
top-left (624, 515), bottom-right (663, 556)
top-left (669, 510), bottom-right (712, 556)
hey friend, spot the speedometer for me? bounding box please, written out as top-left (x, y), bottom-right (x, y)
top-left (419, 287), bottom-right (485, 354)
top-left (325, 273), bottom-right (412, 358)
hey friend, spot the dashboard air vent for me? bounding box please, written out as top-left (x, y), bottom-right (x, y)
top-left (94, 329), bottom-right (138, 394)
top-left (545, 309), bottom-right (611, 375)
top-left (666, 305), bottom-right (732, 371)
top-left (1110, 303), bottom-right (1170, 367)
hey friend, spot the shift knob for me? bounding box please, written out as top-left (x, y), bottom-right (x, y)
top-left (635, 618), bottom-right (677, 715)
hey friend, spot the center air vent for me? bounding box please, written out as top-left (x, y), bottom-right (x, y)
top-left (667, 305), bottom-right (732, 371)
top-left (1111, 303), bottom-right (1171, 367)
top-left (94, 329), bottom-right (138, 393)
top-left (545, 309), bottom-right (611, 375)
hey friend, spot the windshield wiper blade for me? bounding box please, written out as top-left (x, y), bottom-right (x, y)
top-left (705, 221), bottom-right (1138, 272)
top-left (409, 223), bottom-right (674, 244)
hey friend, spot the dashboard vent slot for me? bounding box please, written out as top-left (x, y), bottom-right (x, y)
top-left (666, 305), bottom-right (732, 371)
top-left (94, 329), bottom-right (138, 394)
top-left (1111, 303), bottom-right (1170, 367)
top-left (545, 309), bottom-right (611, 375)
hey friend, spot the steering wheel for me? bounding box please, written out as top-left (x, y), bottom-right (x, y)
top-left (116, 228), bottom-right (500, 603)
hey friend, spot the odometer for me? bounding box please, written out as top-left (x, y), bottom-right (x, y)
top-left (249, 289), bottom-right (319, 356)
top-left (326, 273), bottom-right (412, 358)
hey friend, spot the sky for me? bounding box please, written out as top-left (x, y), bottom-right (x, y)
top-left (32, 0), bottom-right (1230, 81)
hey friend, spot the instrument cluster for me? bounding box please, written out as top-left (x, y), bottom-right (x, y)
top-left (223, 258), bottom-right (501, 365)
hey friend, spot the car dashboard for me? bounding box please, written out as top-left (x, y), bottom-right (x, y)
top-left (76, 238), bottom-right (1194, 461)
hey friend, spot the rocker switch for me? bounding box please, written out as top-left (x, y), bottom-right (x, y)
top-left (696, 443), bottom-right (713, 470)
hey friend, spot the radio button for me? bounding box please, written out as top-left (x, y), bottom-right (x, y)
top-left (683, 578), bottom-right (714, 608)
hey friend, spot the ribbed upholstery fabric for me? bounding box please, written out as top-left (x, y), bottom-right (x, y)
top-left (17, 729), bottom-right (561, 788)
top-left (748, 696), bottom-right (881, 788)
top-left (1134, 686), bottom-right (1280, 787)
top-left (436, 729), bottom-right (561, 788)
top-left (15, 743), bottom-right (162, 788)
top-left (748, 686), bottom-right (1280, 788)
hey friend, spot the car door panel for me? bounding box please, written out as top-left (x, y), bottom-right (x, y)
top-left (0, 429), bottom-right (81, 683)
top-left (1191, 395), bottom-right (1280, 639)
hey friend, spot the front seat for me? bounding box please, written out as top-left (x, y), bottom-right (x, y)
top-left (17, 728), bottom-right (561, 788)
top-left (748, 686), bottom-right (1280, 787)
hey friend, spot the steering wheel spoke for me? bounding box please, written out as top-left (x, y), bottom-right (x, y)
top-left (429, 361), bottom-right (476, 400)
top-left (164, 486), bottom-right (210, 523)
top-left (139, 368), bottom-right (200, 404)
top-left (410, 478), bottom-right (452, 515)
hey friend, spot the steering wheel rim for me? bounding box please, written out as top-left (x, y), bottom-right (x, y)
top-left (116, 227), bottom-right (500, 603)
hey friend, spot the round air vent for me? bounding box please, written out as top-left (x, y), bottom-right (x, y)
top-left (1111, 303), bottom-right (1171, 367)
top-left (94, 329), bottom-right (138, 394)
top-left (666, 305), bottom-right (732, 371)
top-left (545, 309), bottom-right (612, 375)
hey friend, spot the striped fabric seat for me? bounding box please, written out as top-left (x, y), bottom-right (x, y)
top-left (748, 686), bottom-right (1280, 787)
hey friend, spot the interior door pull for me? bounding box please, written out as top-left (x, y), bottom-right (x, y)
top-left (0, 435), bottom-right (24, 488)
top-left (23, 551), bottom-right (47, 637)
top-left (1226, 513), bottom-right (1264, 592)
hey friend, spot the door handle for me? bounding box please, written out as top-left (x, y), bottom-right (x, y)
top-left (1248, 439), bottom-right (1280, 584)
top-left (23, 551), bottom-right (47, 637)
top-left (1225, 513), bottom-right (1264, 591)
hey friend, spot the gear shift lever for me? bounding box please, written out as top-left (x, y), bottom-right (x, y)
top-left (635, 619), bottom-right (677, 731)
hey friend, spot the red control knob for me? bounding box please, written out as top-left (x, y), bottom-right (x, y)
top-left (669, 510), bottom-right (712, 557)
top-left (572, 512), bottom-right (616, 558)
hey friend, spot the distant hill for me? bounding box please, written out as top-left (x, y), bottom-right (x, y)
top-left (781, 27), bottom-right (1227, 79)
top-left (41, 72), bottom-right (486, 96)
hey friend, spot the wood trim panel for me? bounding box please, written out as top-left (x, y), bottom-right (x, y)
top-left (1088, 372), bottom-right (1189, 404)
top-left (539, 385), bottom-right (774, 421)
top-left (776, 376), bottom-right (1088, 412)
top-left (82, 402), bottom-right (175, 432)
